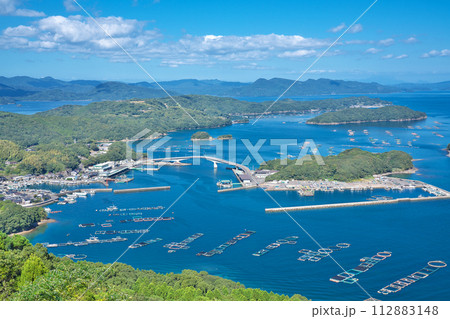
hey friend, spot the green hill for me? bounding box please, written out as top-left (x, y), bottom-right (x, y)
top-left (0, 233), bottom-right (307, 301)
top-left (191, 131), bottom-right (212, 140)
top-left (261, 148), bottom-right (414, 182)
top-left (306, 105), bottom-right (426, 125)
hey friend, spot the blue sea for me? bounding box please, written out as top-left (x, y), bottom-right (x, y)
top-left (21, 92), bottom-right (450, 301)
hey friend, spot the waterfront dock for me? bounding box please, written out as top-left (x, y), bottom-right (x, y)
top-left (265, 195), bottom-right (450, 213)
top-left (113, 186), bottom-right (170, 194)
top-left (217, 185), bottom-right (258, 193)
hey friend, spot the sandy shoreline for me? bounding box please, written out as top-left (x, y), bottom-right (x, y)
top-left (9, 218), bottom-right (56, 237)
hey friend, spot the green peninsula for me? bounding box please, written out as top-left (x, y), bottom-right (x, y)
top-left (306, 105), bottom-right (426, 125)
top-left (261, 148), bottom-right (414, 182)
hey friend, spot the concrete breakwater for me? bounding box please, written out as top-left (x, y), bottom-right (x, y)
top-left (265, 195), bottom-right (450, 213)
top-left (113, 186), bottom-right (170, 194)
top-left (218, 185), bottom-right (258, 193)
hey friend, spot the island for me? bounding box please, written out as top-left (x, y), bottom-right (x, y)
top-left (306, 105), bottom-right (427, 125)
top-left (260, 148), bottom-right (414, 182)
top-left (447, 143), bottom-right (450, 157)
top-left (191, 131), bottom-right (212, 140)
top-left (217, 134), bottom-right (233, 140)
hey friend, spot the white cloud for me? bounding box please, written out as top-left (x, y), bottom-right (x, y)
top-left (365, 47), bottom-right (382, 54)
top-left (348, 24), bottom-right (363, 34)
top-left (378, 38), bottom-right (395, 46)
top-left (381, 54), bottom-right (408, 60)
top-left (278, 49), bottom-right (317, 58)
top-left (4, 25), bottom-right (37, 37)
top-left (0, 15), bottom-right (332, 64)
top-left (63, 0), bottom-right (80, 12)
top-left (329, 22), bottom-right (346, 33)
top-left (404, 36), bottom-right (418, 44)
top-left (307, 69), bottom-right (336, 74)
top-left (0, 0), bottom-right (45, 17)
top-left (421, 49), bottom-right (450, 58)
top-left (233, 63), bottom-right (268, 70)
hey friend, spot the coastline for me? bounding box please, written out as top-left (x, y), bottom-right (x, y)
top-left (9, 218), bottom-right (56, 237)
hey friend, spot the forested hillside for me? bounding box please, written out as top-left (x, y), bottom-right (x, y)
top-left (261, 148), bottom-right (414, 182)
top-left (307, 105), bottom-right (426, 125)
top-left (0, 201), bottom-right (47, 234)
top-left (0, 233), bottom-right (307, 301)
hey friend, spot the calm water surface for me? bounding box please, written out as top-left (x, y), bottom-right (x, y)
top-left (25, 93), bottom-right (450, 301)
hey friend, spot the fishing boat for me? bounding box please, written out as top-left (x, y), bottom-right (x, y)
top-left (106, 205), bottom-right (118, 211)
top-left (86, 236), bottom-right (100, 244)
top-left (78, 223), bottom-right (95, 228)
top-left (101, 223), bottom-right (112, 228)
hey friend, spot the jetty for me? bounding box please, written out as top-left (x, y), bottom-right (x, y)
top-left (265, 195), bottom-right (450, 213)
top-left (113, 186), bottom-right (170, 194)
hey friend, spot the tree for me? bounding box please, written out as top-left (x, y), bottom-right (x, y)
top-left (19, 254), bottom-right (48, 286)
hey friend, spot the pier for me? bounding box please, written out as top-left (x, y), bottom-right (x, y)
top-left (265, 195), bottom-right (450, 213)
top-left (113, 186), bottom-right (170, 194)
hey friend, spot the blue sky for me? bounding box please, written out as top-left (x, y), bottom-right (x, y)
top-left (0, 0), bottom-right (449, 83)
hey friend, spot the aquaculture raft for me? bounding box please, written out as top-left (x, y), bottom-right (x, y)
top-left (96, 205), bottom-right (164, 213)
top-left (297, 242), bottom-right (350, 262)
top-left (43, 236), bottom-right (128, 248)
top-left (119, 216), bottom-right (174, 223)
top-left (252, 236), bottom-right (298, 257)
top-left (198, 230), bottom-right (256, 257)
top-left (330, 251), bottom-right (392, 284)
top-left (164, 233), bottom-right (204, 253)
top-left (378, 260), bottom-right (447, 295)
top-left (95, 229), bottom-right (150, 235)
top-left (129, 238), bottom-right (162, 249)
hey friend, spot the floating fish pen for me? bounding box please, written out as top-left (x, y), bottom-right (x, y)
top-left (198, 230), bottom-right (256, 257)
top-left (96, 205), bottom-right (165, 213)
top-left (164, 233), bottom-right (204, 252)
top-left (43, 236), bottom-right (128, 248)
top-left (119, 216), bottom-right (174, 223)
top-left (330, 251), bottom-right (392, 284)
top-left (79, 223), bottom-right (95, 228)
top-left (110, 212), bottom-right (143, 217)
top-left (129, 238), bottom-right (162, 249)
top-left (378, 260), bottom-right (447, 296)
top-left (252, 236), bottom-right (298, 257)
top-left (95, 229), bottom-right (149, 235)
top-left (297, 242), bottom-right (350, 262)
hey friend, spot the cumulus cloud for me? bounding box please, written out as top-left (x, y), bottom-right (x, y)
top-left (365, 47), bottom-right (382, 54)
top-left (0, 0), bottom-right (45, 17)
top-left (0, 15), bottom-right (332, 64)
top-left (329, 22), bottom-right (346, 33)
top-left (382, 54), bottom-right (408, 60)
top-left (421, 49), bottom-right (450, 58)
top-left (404, 36), bottom-right (418, 44)
top-left (307, 69), bottom-right (336, 74)
top-left (277, 49), bottom-right (317, 58)
top-left (0, 15), bottom-right (160, 54)
top-left (348, 24), bottom-right (363, 34)
top-left (63, 0), bottom-right (80, 12)
top-left (378, 38), bottom-right (395, 46)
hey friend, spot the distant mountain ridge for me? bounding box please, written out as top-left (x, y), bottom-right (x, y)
top-left (0, 75), bottom-right (449, 104)
top-left (228, 78), bottom-right (400, 96)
